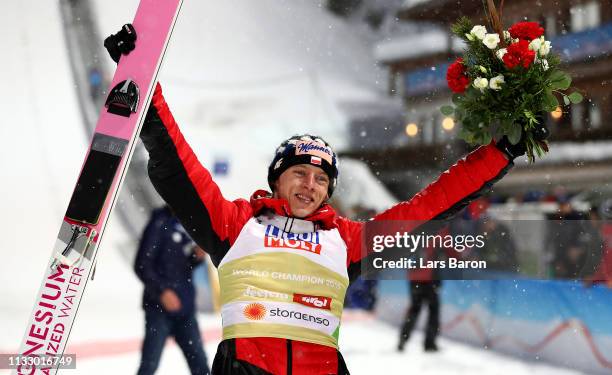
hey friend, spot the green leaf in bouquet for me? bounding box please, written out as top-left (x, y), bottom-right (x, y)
top-left (490, 120), bottom-right (503, 139)
top-left (549, 70), bottom-right (572, 90)
top-left (500, 118), bottom-right (514, 136)
top-left (451, 17), bottom-right (474, 39)
top-left (455, 107), bottom-right (466, 121)
top-left (461, 118), bottom-right (476, 134)
top-left (546, 55), bottom-right (561, 71)
top-left (452, 94), bottom-right (465, 105)
top-left (440, 105), bottom-right (455, 116)
top-left (480, 131), bottom-right (492, 145)
top-left (563, 95), bottom-right (570, 106)
top-left (458, 127), bottom-right (473, 143)
top-left (460, 125), bottom-right (482, 145)
top-left (568, 92), bottom-right (584, 104)
top-left (507, 123), bottom-right (522, 145)
top-left (523, 110), bottom-right (540, 127)
top-left (542, 90), bottom-right (559, 112)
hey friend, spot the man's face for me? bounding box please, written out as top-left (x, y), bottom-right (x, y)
top-left (273, 164), bottom-right (329, 218)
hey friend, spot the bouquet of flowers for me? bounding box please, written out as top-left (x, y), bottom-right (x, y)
top-left (441, 3), bottom-right (583, 162)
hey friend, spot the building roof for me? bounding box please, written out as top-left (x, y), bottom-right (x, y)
top-left (399, 0), bottom-right (483, 23)
top-left (398, 22), bottom-right (612, 96)
top-left (375, 30), bottom-right (465, 63)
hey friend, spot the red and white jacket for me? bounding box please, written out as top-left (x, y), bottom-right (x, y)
top-left (139, 83), bottom-right (513, 374)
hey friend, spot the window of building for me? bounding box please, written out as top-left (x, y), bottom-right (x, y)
top-left (588, 99), bottom-right (602, 130)
top-left (393, 71), bottom-right (404, 98)
top-left (423, 114), bottom-right (434, 145)
top-left (570, 1), bottom-right (601, 32)
top-left (545, 14), bottom-right (557, 37)
top-left (571, 102), bottom-right (585, 131)
top-left (435, 113), bottom-right (443, 143)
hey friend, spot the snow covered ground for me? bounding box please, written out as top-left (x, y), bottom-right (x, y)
top-left (0, 310), bottom-right (583, 375)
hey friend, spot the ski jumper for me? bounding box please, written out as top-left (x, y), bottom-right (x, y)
top-left (139, 83), bottom-right (513, 374)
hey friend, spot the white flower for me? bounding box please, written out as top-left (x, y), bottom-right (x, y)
top-left (539, 40), bottom-right (551, 56)
top-left (471, 25), bottom-right (487, 40)
top-left (489, 75), bottom-right (505, 90)
top-left (496, 48), bottom-right (507, 60)
top-left (503, 30), bottom-right (511, 41)
top-left (473, 77), bottom-right (489, 91)
top-left (483, 33), bottom-right (500, 49)
top-left (478, 65), bottom-right (488, 74)
top-left (465, 33), bottom-right (475, 41)
top-left (542, 59), bottom-right (549, 71)
top-left (529, 38), bottom-right (542, 52)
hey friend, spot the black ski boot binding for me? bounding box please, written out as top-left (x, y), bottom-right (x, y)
top-left (104, 24), bottom-right (137, 63)
top-left (105, 79), bottom-right (140, 117)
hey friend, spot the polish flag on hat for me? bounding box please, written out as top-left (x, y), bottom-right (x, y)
top-left (310, 156), bottom-right (322, 165)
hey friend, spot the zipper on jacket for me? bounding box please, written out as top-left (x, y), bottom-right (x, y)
top-left (287, 339), bottom-right (292, 375)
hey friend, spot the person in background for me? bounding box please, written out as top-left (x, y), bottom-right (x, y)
top-left (476, 217), bottom-right (518, 272)
top-left (582, 205), bottom-right (607, 285)
top-left (591, 201), bottom-right (612, 287)
top-left (88, 67), bottom-right (103, 101)
top-left (547, 196), bottom-right (585, 278)
top-left (344, 205), bottom-right (378, 311)
top-left (135, 205), bottom-right (210, 375)
top-left (397, 225), bottom-right (456, 353)
top-left (397, 278), bottom-right (441, 353)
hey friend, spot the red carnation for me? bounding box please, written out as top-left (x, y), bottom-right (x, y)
top-left (508, 21), bottom-right (544, 41)
top-left (503, 40), bottom-right (536, 69)
top-left (446, 58), bottom-right (470, 93)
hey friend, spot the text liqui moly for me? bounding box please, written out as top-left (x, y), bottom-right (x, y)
top-left (264, 225), bottom-right (322, 254)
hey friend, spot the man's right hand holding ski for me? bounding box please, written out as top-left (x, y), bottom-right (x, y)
top-left (104, 24), bottom-right (137, 63)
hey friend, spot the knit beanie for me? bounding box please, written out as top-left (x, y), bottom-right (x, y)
top-left (267, 134), bottom-right (338, 198)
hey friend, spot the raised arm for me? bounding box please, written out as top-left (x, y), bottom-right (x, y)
top-left (342, 143), bottom-right (512, 280)
top-left (139, 84), bottom-right (253, 265)
top-left (375, 143), bottom-right (511, 222)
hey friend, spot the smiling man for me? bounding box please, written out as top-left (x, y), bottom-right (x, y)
top-left (137, 82), bottom-right (516, 374)
top-left (108, 26), bottom-right (521, 375)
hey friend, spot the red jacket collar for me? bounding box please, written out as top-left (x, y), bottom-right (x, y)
top-left (249, 190), bottom-right (338, 230)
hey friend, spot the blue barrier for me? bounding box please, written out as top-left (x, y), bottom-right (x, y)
top-left (376, 279), bottom-right (612, 374)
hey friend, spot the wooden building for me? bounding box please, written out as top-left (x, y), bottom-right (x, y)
top-left (344, 0), bottom-right (612, 199)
